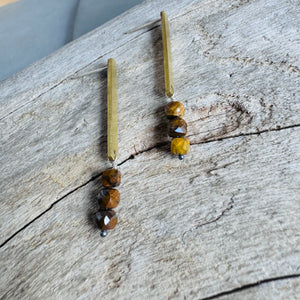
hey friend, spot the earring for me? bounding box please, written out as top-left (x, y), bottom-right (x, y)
top-left (95, 58), bottom-right (120, 237)
top-left (161, 11), bottom-right (190, 160)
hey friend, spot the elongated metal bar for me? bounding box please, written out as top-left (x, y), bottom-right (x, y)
top-left (107, 58), bottom-right (118, 161)
top-left (161, 11), bottom-right (174, 98)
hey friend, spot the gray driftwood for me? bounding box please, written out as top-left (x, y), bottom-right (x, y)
top-left (0, 0), bottom-right (299, 299)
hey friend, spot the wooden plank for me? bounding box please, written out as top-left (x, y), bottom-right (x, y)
top-left (0, 2), bottom-right (300, 298)
top-left (0, 128), bottom-right (299, 299)
top-left (1, 0), bottom-right (300, 245)
top-left (1, 0), bottom-right (299, 245)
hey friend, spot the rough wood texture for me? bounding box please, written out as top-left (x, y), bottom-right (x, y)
top-left (0, 0), bottom-right (299, 298)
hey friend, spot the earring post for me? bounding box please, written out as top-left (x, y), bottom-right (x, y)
top-left (161, 11), bottom-right (174, 98)
top-left (107, 58), bottom-right (118, 162)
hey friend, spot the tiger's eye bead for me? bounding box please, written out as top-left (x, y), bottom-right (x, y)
top-left (102, 169), bottom-right (121, 187)
top-left (169, 117), bottom-right (187, 137)
top-left (96, 210), bottom-right (118, 230)
top-left (165, 101), bottom-right (185, 118)
top-left (98, 188), bottom-right (120, 209)
top-left (171, 137), bottom-right (190, 155)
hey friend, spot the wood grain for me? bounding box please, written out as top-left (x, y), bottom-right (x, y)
top-left (1, 0), bottom-right (299, 245)
top-left (0, 128), bottom-right (299, 299)
top-left (0, 0), bottom-right (299, 298)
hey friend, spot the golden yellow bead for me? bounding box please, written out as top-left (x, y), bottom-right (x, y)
top-left (171, 137), bottom-right (190, 155)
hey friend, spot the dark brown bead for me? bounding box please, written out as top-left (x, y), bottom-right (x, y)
top-left (165, 101), bottom-right (185, 118)
top-left (96, 210), bottom-right (118, 230)
top-left (169, 117), bottom-right (187, 137)
top-left (98, 188), bottom-right (120, 209)
top-left (102, 169), bottom-right (121, 187)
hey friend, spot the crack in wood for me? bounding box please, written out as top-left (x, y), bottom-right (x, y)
top-left (203, 50), bottom-right (300, 75)
top-left (181, 194), bottom-right (236, 244)
top-left (205, 160), bottom-right (239, 176)
top-left (1, 124), bottom-right (299, 248)
top-left (0, 173), bottom-right (101, 248)
top-left (191, 123), bottom-right (300, 145)
top-left (200, 273), bottom-right (300, 300)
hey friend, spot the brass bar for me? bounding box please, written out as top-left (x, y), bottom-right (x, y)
top-left (161, 11), bottom-right (174, 97)
top-left (107, 58), bottom-right (118, 161)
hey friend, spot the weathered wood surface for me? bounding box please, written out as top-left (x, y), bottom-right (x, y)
top-left (0, 0), bottom-right (300, 298)
top-left (1, 129), bottom-right (300, 299)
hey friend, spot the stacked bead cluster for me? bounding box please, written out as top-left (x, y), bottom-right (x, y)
top-left (95, 168), bottom-right (121, 237)
top-left (165, 101), bottom-right (190, 160)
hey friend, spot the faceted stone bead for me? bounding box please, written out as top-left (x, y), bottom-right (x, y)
top-left (98, 188), bottom-right (120, 209)
top-left (102, 169), bottom-right (121, 187)
top-left (96, 210), bottom-right (118, 230)
top-left (165, 101), bottom-right (185, 118)
top-left (169, 117), bottom-right (187, 137)
top-left (171, 137), bottom-right (190, 155)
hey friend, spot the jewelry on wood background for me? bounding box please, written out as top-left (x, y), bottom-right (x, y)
top-left (161, 11), bottom-right (190, 160)
top-left (95, 58), bottom-right (121, 237)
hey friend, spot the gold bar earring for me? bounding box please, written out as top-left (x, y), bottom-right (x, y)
top-left (161, 11), bottom-right (190, 160)
top-left (95, 58), bottom-right (120, 238)
top-left (107, 58), bottom-right (118, 162)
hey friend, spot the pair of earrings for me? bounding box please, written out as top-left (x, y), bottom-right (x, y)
top-left (95, 12), bottom-right (190, 237)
